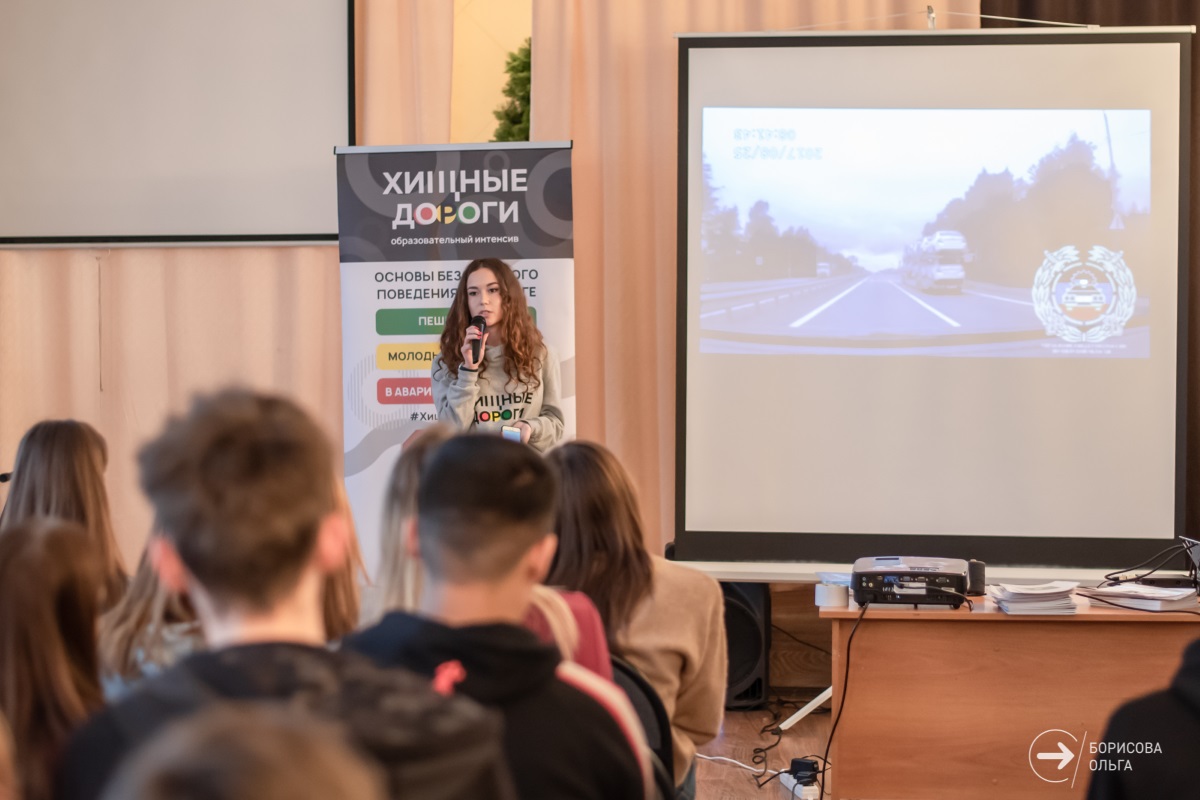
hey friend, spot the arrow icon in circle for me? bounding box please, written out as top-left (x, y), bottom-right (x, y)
top-left (1036, 742), bottom-right (1075, 770)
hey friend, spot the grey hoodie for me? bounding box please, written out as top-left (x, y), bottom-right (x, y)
top-left (431, 342), bottom-right (564, 451)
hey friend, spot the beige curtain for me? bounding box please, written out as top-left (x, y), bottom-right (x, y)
top-left (356, 0), bottom-right (454, 145)
top-left (0, 0), bottom-right (453, 564)
top-left (531, 0), bottom-right (980, 551)
top-left (0, 247), bottom-right (344, 563)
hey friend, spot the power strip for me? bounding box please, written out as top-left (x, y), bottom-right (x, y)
top-left (778, 773), bottom-right (820, 799)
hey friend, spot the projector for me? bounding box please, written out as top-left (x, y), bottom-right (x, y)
top-left (851, 556), bottom-right (969, 608)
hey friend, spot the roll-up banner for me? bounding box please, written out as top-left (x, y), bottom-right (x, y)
top-left (334, 142), bottom-right (575, 576)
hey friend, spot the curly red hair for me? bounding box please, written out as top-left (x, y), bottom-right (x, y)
top-left (439, 258), bottom-right (545, 388)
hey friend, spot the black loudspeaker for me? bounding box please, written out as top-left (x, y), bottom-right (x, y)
top-left (721, 582), bottom-right (771, 710)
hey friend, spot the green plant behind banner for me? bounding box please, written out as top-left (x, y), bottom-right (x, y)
top-left (493, 37), bottom-right (530, 142)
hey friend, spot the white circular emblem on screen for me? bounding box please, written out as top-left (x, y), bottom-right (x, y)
top-left (1032, 245), bottom-right (1136, 343)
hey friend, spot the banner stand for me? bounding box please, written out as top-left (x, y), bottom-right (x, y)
top-left (334, 142), bottom-right (575, 579)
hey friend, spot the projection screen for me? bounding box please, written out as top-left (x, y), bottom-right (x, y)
top-left (675, 29), bottom-right (1191, 567)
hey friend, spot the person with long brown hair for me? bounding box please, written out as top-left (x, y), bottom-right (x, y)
top-left (323, 480), bottom-right (368, 640)
top-left (546, 442), bottom-right (727, 800)
top-left (0, 518), bottom-right (105, 800)
top-left (0, 710), bottom-right (16, 800)
top-left (0, 420), bottom-right (128, 608)
top-left (432, 258), bottom-right (564, 451)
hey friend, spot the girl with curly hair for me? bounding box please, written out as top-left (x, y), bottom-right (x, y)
top-left (431, 258), bottom-right (564, 451)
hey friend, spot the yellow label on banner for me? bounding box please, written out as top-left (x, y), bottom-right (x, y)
top-left (376, 343), bottom-right (441, 370)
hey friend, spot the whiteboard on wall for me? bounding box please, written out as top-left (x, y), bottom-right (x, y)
top-left (0, 0), bottom-right (351, 243)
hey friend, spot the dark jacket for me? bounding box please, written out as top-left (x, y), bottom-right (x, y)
top-left (56, 642), bottom-right (515, 800)
top-left (346, 613), bottom-right (651, 800)
top-left (1087, 638), bottom-right (1200, 799)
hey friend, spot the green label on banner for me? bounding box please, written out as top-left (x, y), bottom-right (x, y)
top-left (377, 307), bottom-right (538, 335)
top-left (377, 308), bottom-right (447, 335)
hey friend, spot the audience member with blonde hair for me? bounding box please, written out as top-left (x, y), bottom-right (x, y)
top-left (0, 518), bottom-right (105, 800)
top-left (0, 420), bottom-right (128, 609)
top-left (366, 425), bottom-right (610, 678)
top-left (365, 425), bottom-right (455, 622)
top-left (100, 705), bottom-right (386, 800)
top-left (547, 441), bottom-right (727, 800)
top-left (99, 549), bottom-right (201, 699)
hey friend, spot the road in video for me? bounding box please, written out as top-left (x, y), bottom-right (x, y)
top-left (698, 108), bottom-right (1153, 357)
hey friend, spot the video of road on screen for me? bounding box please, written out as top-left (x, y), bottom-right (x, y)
top-left (698, 108), bottom-right (1152, 358)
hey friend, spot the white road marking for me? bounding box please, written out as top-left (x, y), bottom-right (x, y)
top-left (966, 289), bottom-right (1035, 307)
top-left (889, 282), bottom-right (962, 328)
top-left (732, 302), bottom-right (755, 311)
top-left (759, 297), bottom-right (775, 304)
top-left (700, 281), bottom-right (810, 302)
top-left (789, 278), bottom-right (869, 328)
top-left (700, 309), bottom-right (727, 318)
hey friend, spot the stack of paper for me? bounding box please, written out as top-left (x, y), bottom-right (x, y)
top-left (1077, 584), bottom-right (1199, 612)
top-left (987, 581), bottom-right (1079, 615)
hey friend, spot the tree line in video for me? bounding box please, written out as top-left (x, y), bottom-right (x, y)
top-left (699, 161), bottom-right (861, 282)
top-left (920, 134), bottom-right (1148, 288)
top-left (699, 134), bottom-right (1150, 289)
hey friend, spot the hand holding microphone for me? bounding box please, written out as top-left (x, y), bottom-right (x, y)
top-left (461, 315), bottom-right (488, 370)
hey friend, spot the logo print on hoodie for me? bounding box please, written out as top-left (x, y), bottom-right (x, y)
top-left (474, 391), bottom-right (533, 423)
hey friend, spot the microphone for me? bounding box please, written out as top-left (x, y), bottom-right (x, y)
top-left (469, 315), bottom-right (487, 364)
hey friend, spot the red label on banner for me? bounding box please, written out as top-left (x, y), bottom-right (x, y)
top-left (378, 377), bottom-right (433, 405)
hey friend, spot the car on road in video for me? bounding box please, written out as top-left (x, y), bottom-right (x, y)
top-left (902, 230), bottom-right (967, 293)
top-left (927, 230), bottom-right (968, 252)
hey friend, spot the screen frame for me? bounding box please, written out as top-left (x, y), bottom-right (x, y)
top-left (0, 0), bottom-right (355, 247)
top-left (674, 29), bottom-right (1192, 568)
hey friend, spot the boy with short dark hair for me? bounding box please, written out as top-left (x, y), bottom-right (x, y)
top-left (346, 435), bottom-right (653, 800)
top-left (57, 389), bottom-right (514, 800)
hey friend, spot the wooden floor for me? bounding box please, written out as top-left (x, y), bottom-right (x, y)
top-left (695, 694), bottom-right (832, 799)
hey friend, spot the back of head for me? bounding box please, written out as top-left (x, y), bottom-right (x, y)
top-left (137, 388), bottom-right (336, 611)
top-left (544, 441), bottom-right (653, 644)
top-left (0, 519), bottom-right (103, 800)
top-left (101, 704), bottom-right (386, 800)
top-left (0, 420), bottom-right (126, 608)
top-left (417, 435), bottom-right (557, 583)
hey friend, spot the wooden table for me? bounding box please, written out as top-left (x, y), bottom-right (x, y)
top-left (821, 598), bottom-right (1200, 799)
